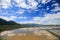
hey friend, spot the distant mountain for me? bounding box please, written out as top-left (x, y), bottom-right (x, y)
top-left (8, 21), bottom-right (19, 25)
top-left (21, 24), bottom-right (60, 27)
top-left (0, 18), bottom-right (8, 25)
top-left (22, 24), bottom-right (40, 27)
top-left (0, 18), bottom-right (19, 25)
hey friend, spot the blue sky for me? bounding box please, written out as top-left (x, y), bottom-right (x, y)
top-left (0, 0), bottom-right (60, 25)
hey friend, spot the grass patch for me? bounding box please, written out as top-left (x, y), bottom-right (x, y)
top-left (0, 25), bottom-right (25, 33)
top-left (0, 36), bottom-right (3, 40)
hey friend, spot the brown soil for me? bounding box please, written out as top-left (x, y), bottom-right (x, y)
top-left (5, 34), bottom-right (58, 40)
top-left (5, 31), bottom-right (58, 40)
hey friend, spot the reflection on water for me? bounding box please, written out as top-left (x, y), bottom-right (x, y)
top-left (49, 29), bottom-right (60, 36)
top-left (0, 27), bottom-right (60, 36)
top-left (12, 28), bottom-right (40, 34)
top-left (0, 26), bottom-right (60, 40)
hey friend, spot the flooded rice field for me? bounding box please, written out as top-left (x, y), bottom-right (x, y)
top-left (0, 26), bottom-right (60, 40)
top-left (49, 29), bottom-right (60, 36)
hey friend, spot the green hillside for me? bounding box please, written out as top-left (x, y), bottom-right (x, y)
top-left (0, 18), bottom-right (24, 32)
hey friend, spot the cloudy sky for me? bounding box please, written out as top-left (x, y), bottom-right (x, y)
top-left (0, 0), bottom-right (60, 25)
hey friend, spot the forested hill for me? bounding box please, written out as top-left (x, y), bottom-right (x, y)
top-left (0, 18), bottom-right (19, 25)
top-left (0, 18), bottom-right (24, 32)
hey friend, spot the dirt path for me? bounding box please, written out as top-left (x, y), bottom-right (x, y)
top-left (5, 30), bottom-right (58, 40)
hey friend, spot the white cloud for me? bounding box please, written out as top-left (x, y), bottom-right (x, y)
top-left (17, 11), bottom-right (24, 14)
top-left (15, 0), bottom-right (38, 9)
top-left (50, 2), bottom-right (60, 12)
top-left (19, 12), bottom-right (60, 25)
top-left (0, 13), bottom-right (8, 15)
top-left (16, 9), bottom-right (25, 14)
top-left (38, 0), bottom-right (51, 4)
top-left (0, 16), bottom-right (12, 21)
top-left (16, 2), bottom-right (30, 9)
top-left (18, 21), bottom-right (34, 24)
top-left (45, 0), bottom-right (51, 3)
top-left (19, 17), bottom-right (26, 19)
top-left (52, 3), bottom-right (59, 6)
top-left (51, 7), bottom-right (60, 12)
top-left (1, 0), bottom-right (11, 8)
top-left (18, 2), bottom-right (27, 8)
top-left (0, 15), bottom-right (27, 21)
top-left (46, 6), bottom-right (49, 10)
top-left (41, 0), bottom-right (46, 4)
top-left (0, 16), bottom-right (17, 21)
top-left (10, 16), bottom-right (17, 19)
top-left (14, 0), bottom-right (24, 4)
top-left (43, 13), bottom-right (60, 25)
top-left (28, 0), bottom-right (38, 9)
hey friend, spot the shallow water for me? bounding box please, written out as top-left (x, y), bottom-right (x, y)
top-left (0, 27), bottom-right (60, 40)
top-left (49, 29), bottom-right (60, 35)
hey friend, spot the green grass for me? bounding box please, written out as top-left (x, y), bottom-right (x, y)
top-left (0, 36), bottom-right (3, 40)
top-left (0, 35), bottom-right (6, 40)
